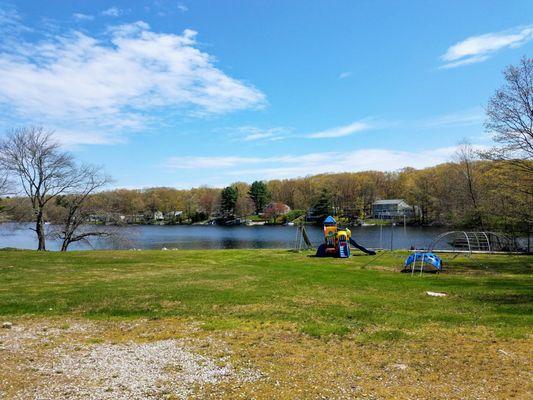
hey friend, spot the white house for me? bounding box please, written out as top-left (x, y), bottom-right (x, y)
top-left (372, 199), bottom-right (414, 219)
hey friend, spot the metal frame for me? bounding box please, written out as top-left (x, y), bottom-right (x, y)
top-left (429, 231), bottom-right (516, 253)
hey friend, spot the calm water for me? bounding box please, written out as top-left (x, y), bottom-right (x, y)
top-left (0, 222), bottom-right (451, 251)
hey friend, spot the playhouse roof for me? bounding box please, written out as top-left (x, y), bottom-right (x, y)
top-left (324, 216), bottom-right (336, 224)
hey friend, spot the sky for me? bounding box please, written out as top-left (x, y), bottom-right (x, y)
top-left (0, 0), bottom-right (532, 189)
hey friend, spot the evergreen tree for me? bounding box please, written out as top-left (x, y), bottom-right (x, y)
top-left (311, 189), bottom-right (333, 222)
top-left (248, 180), bottom-right (271, 214)
top-left (220, 186), bottom-right (238, 217)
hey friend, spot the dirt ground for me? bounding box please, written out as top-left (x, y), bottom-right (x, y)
top-left (1, 318), bottom-right (531, 399)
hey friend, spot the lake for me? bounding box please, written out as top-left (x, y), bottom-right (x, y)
top-left (0, 223), bottom-right (452, 251)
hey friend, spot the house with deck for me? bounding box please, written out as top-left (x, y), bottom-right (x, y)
top-left (372, 199), bottom-right (414, 219)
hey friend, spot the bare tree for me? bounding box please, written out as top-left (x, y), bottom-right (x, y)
top-left (0, 127), bottom-right (79, 250)
top-left (49, 165), bottom-right (111, 251)
top-left (453, 141), bottom-right (484, 229)
top-left (0, 171), bottom-right (9, 193)
top-left (0, 169), bottom-right (12, 216)
top-left (484, 56), bottom-right (533, 173)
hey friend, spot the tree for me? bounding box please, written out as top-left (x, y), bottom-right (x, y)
top-left (182, 190), bottom-right (198, 221)
top-left (484, 57), bottom-right (533, 245)
top-left (248, 180), bottom-right (271, 214)
top-left (235, 195), bottom-right (254, 217)
top-left (0, 167), bottom-right (12, 214)
top-left (220, 186), bottom-right (238, 218)
top-left (484, 56), bottom-right (533, 173)
top-left (196, 187), bottom-right (220, 216)
top-left (263, 202), bottom-right (287, 223)
top-left (0, 127), bottom-right (80, 250)
top-left (49, 165), bottom-right (111, 251)
top-left (311, 189), bottom-right (333, 222)
top-left (453, 141), bottom-right (484, 228)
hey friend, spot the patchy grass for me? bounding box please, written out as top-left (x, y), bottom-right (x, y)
top-left (0, 249), bottom-right (531, 398)
top-left (1, 318), bottom-right (531, 399)
top-left (0, 249), bottom-right (531, 338)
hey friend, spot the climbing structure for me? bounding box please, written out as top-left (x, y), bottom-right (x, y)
top-left (429, 231), bottom-right (517, 253)
top-left (315, 216), bottom-right (376, 258)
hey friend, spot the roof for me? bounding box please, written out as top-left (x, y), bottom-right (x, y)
top-left (324, 215), bottom-right (336, 224)
top-left (265, 202), bottom-right (290, 209)
top-left (373, 199), bottom-right (407, 205)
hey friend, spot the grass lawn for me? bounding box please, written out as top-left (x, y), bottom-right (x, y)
top-left (0, 249), bottom-right (532, 399)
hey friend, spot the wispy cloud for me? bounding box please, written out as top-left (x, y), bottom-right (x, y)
top-left (0, 6), bottom-right (31, 34)
top-left (0, 19), bottom-right (265, 146)
top-left (52, 129), bottom-right (125, 148)
top-left (102, 7), bottom-right (123, 17)
top-left (165, 146), bottom-right (477, 180)
top-left (440, 26), bottom-right (533, 69)
top-left (338, 71), bottom-right (351, 79)
top-left (72, 13), bottom-right (94, 21)
top-left (177, 3), bottom-right (189, 12)
top-left (419, 108), bottom-right (484, 128)
top-left (233, 126), bottom-right (289, 142)
top-left (0, 6), bottom-right (19, 23)
top-left (306, 120), bottom-right (370, 138)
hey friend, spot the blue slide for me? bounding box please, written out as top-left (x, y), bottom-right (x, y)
top-left (349, 238), bottom-right (376, 255)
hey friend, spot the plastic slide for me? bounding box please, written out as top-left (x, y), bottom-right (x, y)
top-left (338, 241), bottom-right (350, 258)
top-left (315, 243), bottom-right (327, 257)
top-left (349, 238), bottom-right (377, 255)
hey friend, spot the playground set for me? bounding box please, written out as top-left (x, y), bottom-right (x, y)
top-left (293, 216), bottom-right (520, 274)
top-left (294, 215), bottom-right (444, 273)
top-left (315, 216), bottom-right (376, 258)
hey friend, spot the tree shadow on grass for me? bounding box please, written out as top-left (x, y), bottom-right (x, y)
top-left (474, 293), bottom-right (533, 305)
top-left (446, 256), bottom-right (533, 275)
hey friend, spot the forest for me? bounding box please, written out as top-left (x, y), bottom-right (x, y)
top-left (2, 154), bottom-right (531, 235)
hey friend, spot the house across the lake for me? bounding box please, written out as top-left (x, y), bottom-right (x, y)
top-left (372, 199), bottom-right (414, 219)
top-left (263, 202), bottom-right (291, 216)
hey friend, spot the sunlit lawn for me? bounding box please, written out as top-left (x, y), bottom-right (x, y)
top-left (1, 249), bottom-right (531, 339)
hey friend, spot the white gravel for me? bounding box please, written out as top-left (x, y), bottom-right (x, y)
top-left (15, 339), bottom-right (261, 399)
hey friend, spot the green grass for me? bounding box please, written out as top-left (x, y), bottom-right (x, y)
top-left (0, 249), bottom-right (531, 338)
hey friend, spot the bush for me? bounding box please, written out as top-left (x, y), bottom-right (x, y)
top-left (281, 209), bottom-right (306, 223)
top-left (185, 212), bottom-right (209, 223)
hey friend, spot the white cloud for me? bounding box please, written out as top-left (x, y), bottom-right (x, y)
top-left (306, 120), bottom-right (370, 138)
top-left (338, 71), bottom-right (351, 79)
top-left (72, 13), bottom-right (94, 21)
top-left (0, 20), bottom-right (265, 146)
top-left (102, 7), bottom-right (123, 17)
top-left (177, 3), bottom-right (189, 12)
top-left (419, 108), bottom-right (484, 128)
top-left (233, 126), bottom-right (289, 142)
top-left (0, 6), bottom-right (31, 34)
top-left (440, 26), bottom-right (533, 69)
top-left (164, 145), bottom-right (479, 180)
top-left (166, 156), bottom-right (264, 169)
top-left (52, 129), bottom-right (124, 148)
top-left (0, 6), bottom-right (19, 24)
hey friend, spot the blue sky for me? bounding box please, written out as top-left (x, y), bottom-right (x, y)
top-left (0, 1), bottom-right (532, 188)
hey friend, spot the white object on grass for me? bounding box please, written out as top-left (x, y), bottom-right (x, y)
top-left (426, 291), bottom-right (447, 297)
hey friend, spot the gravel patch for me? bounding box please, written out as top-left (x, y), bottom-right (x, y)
top-left (0, 322), bottom-right (94, 353)
top-left (16, 339), bottom-right (262, 399)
